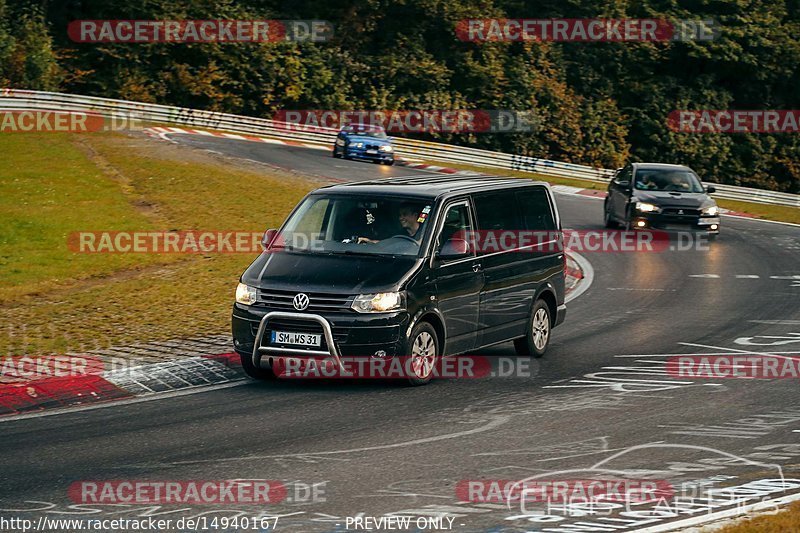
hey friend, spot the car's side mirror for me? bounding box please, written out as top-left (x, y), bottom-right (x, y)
top-left (706, 185), bottom-right (716, 194)
top-left (261, 228), bottom-right (278, 251)
top-left (437, 238), bottom-right (470, 260)
top-left (617, 180), bottom-right (631, 190)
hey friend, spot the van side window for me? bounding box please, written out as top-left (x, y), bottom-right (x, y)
top-left (473, 192), bottom-right (522, 231)
top-left (517, 188), bottom-right (556, 230)
top-left (436, 202), bottom-right (475, 258)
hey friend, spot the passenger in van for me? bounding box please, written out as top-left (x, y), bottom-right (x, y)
top-left (357, 203), bottom-right (423, 244)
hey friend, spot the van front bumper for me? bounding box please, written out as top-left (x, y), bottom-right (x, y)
top-left (232, 304), bottom-right (410, 369)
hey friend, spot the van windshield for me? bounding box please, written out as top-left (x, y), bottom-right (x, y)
top-left (272, 194), bottom-right (434, 257)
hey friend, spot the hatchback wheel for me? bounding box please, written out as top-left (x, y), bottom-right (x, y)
top-left (514, 299), bottom-right (551, 358)
top-left (407, 322), bottom-right (438, 386)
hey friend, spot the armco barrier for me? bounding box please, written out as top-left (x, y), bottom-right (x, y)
top-left (1, 88), bottom-right (798, 207)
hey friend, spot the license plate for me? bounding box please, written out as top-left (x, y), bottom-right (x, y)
top-left (271, 330), bottom-right (321, 347)
top-left (366, 149), bottom-right (378, 154)
top-left (663, 224), bottom-right (691, 230)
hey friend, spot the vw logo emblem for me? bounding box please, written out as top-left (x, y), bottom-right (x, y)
top-left (678, 209), bottom-right (684, 215)
top-left (292, 293), bottom-right (310, 311)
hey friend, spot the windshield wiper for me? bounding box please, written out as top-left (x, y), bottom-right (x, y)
top-left (325, 250), bottom-right (398, 258)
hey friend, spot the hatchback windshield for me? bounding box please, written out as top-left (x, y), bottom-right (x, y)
top-left (343, 125), bottom-right (388, 139)
top-left (634, 169), bottom-right (705, 193)
top-left (273, 195), bottom-right (433, 256)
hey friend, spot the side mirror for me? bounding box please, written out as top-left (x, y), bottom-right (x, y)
top-left (261, 228), bottom-right (278, 251)
top-left (706, 185), bottom-right (716, 194)
top-left (437, 238), bottom-right (470, 260)
top-left (617, 180), bottom-right (631, 190)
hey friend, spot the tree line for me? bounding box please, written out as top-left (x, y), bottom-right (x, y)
top-left (1, 0), bottom-right (798, 192)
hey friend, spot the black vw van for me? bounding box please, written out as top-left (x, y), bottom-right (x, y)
top-left (232, 176), bottom-right (567, 385)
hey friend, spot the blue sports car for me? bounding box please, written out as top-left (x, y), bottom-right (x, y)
top-left (332, 123), bottom-right (395, 165)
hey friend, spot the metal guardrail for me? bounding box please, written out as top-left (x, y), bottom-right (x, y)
top-left (1, 88), bottom-right (798, 208)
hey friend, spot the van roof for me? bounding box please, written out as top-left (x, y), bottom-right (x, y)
top-left (317, 175), bottom-right (550, 199)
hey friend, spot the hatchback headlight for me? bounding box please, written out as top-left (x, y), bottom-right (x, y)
top-left (379, 145), bottom-right (393, 152)
top-left (235, 283), bottom-right (257, 305)
top-left (351, 292), bottom-right (404, 313)
top-left (636, 202), bottom-right (661, 213)
top-left (353, 142), bottom-right (363, 148)
top-left (702, 205), bottom-right (719, 216)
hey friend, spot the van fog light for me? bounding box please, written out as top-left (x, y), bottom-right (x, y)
top-left (711, 224), bottom-right (718, 230)
top-left (636, 220), bottom-right (647, 228)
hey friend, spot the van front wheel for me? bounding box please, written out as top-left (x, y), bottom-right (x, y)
top-left (514, 300), bottom-right (551, 358)
top-left (407, 322), bottom-right (439, 386)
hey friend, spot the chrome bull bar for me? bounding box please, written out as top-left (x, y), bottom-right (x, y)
top-left (251, 311), bottom-right (343, 370)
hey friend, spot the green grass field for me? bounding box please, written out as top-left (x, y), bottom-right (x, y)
top-left (0, 132), bottom-right (315, 355)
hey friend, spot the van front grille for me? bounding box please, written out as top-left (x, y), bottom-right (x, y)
top-left (256, 289), bottom-right (353, 312)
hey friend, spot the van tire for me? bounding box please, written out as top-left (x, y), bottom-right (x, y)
top-left (406, 322), bottom-right (439, 386)
top-left (240, 353), bottom-right (277, 380)
top-left (514, 299), bottom-right (552, 358)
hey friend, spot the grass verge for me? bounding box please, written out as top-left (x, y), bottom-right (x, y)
top-left (0, 132), bottom-right (316, 355)
top-left (716, 501), bottom-right (800, 532)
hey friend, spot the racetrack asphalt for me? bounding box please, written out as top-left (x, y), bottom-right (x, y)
top-left (1, 134), bottom-right (798, 532)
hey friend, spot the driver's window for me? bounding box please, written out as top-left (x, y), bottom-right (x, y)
top-left (436, 202), bottom-right (474, 258)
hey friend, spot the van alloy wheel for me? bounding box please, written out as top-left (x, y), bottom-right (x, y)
top-left (411, 331), bottom-right (436, 379)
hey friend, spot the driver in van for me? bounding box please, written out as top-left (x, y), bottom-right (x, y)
top-left (358, 203), bottom-right (422, 244)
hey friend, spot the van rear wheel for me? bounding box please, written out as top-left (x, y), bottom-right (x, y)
top-left (514, 300), bottom-right (551, 358)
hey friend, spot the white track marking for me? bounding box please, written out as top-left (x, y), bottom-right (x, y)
top-left (735, 274), bottom-right (760, 278)
top-left (680, 342), bottom-right (800, 363)
top-left (689, 274), bottom-right (720, 278)
top-left (565, 251), bottom-right (593, 303)
top-left (633, 491), bottom-right (800, 532)
top-left (165, 415), bottom-right (512, 465)
top-left (616, 351), bottom-right (799, 358)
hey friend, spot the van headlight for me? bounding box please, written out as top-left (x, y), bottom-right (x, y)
top-left (702, 205), bottom-right (719, 216)
top-left (351, 292), bottom-right (404, 313)
top-left (235, 283), bottom-right (257, 305)
top-left (379, 145), bottom-right (393, 152)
